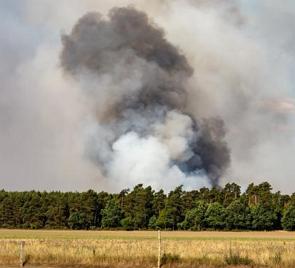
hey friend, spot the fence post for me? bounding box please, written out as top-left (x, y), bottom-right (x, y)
top-left (20, 240), bottom-right (25, 267)
top-left (157, 230), bottom-right (161, 268)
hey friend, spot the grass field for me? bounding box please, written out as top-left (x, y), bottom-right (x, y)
top-left (1, 230), bottom-right (295, 267)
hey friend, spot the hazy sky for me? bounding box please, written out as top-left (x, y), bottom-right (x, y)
top-left (0, 0), bottom-right (295, 193)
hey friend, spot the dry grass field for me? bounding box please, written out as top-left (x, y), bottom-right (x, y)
top-left (1, 230), bottom-right (295, 267)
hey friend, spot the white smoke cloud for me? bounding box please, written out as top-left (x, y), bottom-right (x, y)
top-left (154, 111), bottom-right (195, 161)
top-left (108, 131), bottom-right (207, 191)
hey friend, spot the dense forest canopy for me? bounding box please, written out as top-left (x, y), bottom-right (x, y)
top-left (1, 182), bottom-right (295, 231)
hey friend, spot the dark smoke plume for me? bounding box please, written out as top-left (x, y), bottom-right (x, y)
top-left (61, 7), bottom-right (230, 187)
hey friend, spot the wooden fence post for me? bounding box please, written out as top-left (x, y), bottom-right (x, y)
top-left (157, 230), bottom-right (161, 268)
top-left (20, 240), bottom-right (25, 267)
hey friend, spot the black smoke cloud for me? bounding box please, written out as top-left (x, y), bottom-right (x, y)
top-left (61, 7), bottom-right (230, 187)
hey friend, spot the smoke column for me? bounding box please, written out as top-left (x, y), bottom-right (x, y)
top-left (60, 7), bottom-right (230, 189)
top-left (1, 1), bottom-right (295, 192)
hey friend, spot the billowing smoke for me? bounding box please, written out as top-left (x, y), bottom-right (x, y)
top-left (60, 7), bottom-right (230, 188)
top-left (2, 1), bottom-right (295, 193)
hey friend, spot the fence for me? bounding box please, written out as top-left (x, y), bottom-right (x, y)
top-left (0, 231), bottom-right (163, 267)
top-left (1, 232), bottom-right (293, 267)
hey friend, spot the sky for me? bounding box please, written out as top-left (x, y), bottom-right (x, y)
top-left (0, 0), bottom-right (295, 193)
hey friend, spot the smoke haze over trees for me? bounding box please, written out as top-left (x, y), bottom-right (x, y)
top-left (0, 0), bottom-right (295, 192)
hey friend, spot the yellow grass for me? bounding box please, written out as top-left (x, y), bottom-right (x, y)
top-left (1, 229), bottom-right (295, 240)
top-left (1, 230), bottom-right (295, 267)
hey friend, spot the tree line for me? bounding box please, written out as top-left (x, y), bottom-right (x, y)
top-left (1, 182), bottom-right (295, 231)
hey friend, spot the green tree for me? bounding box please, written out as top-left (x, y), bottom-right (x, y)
top-left (156, 208), bottom-right (174, 229)
top-left (223, 183), bottom-right (241, 207)
top-left (182, 190), bottom-right (199, 212)
top-left (0, 181), bottom-right (289, 231)
top-left (152, 189), bottom-right (166, 217)
top-left (251, 204), bottom-right (277, 230)
top-left (0, 194), bottom-right (15, 227)
top-left (46, 203), bottom-right (69, 228)
top-left (246, 182), bottom-right (272, 207)
top-left (180, 201), bottom-right (208, 230)
top-left (148, 215), bottom-right (157, 229)
top-left (21, 191), bottom-right (45, 229)
top-left (121, 184), bottom-right (154, 229)
top-left (225, 199), bottom-right (251, 230)
top-left (96, 191), bottom-right (110, 226)
top-left (101, 199), bottom-right (122, 228)
top-left (68, 212), bottom-right (87, 229)
top-left (282, 204), bottom-right (295, 231)
top-left (205, 202), bottom-right (226, 230)
top-left (161, 186), bottom-right (185, 230)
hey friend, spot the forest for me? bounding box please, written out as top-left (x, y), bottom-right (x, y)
top-left (1, 182), bottom-right (295, 231)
